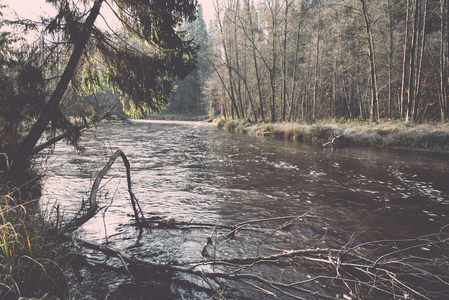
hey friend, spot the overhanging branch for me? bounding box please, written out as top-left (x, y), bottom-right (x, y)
top-left (32, 100), bottom-right (121, 155)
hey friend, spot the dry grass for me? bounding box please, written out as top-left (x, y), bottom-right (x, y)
top-left (0, 183), bottom-right (71, 299)
top-left (218, 119), bottom-right (449, 152)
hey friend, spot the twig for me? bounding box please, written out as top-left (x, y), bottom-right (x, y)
top-left (201, 218), bottom-right (221, 257)
top-left (371, 238), bottom-right (449, 268)
top-left (224, 214), bottom-right (309, 239)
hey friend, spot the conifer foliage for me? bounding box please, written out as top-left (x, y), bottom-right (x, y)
top-left (0, 0), bottom-right (198, 167)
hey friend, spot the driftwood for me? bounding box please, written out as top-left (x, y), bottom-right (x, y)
top-left (62, 149), bottom-right (147, 233)
top-left (322, 128), bottom-right (344, 147)
top-left (322, 134), bottom-right (343, 147)
top-left (64, 150), bottom-right (449, 299)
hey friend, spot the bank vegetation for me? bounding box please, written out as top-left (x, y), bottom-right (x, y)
top-left (218, 118), bottom-right (449, 152)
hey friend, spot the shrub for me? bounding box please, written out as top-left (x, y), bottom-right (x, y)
top-left (224, 120), bottom-right (237, 132)
top-left (217, 119), bottom-right (226, 128)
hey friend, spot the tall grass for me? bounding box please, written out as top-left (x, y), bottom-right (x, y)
top-left (216, 119), bottom-right (449, 151)
top-left (0, 182), bottom-right (71, 299)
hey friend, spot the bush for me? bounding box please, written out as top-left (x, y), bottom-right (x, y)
top-left (224, 120), bottom-right (236, 132)
top-left (217, 119), bottom-right (226, 128)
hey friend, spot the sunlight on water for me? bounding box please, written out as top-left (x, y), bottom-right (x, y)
top-left (38, 120), bottom-right (449, 298)
top-left (39, 120), bottom-right (449, 236)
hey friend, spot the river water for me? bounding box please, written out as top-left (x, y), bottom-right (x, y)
top-left (39, 120), bottom-right (449, 299)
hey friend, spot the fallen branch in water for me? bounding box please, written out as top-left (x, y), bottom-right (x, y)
top-left (62, 149), bottom-right (148, 233)
top-left (322, 128), bottom-right (344, 147)
top-left (72, 228), bottom-right (449, 299)
top-left (65, 150), bottom-right (449, 299)
top-left (71, 235), bottom-right (335, 299)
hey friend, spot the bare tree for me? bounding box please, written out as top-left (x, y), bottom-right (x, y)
top-left (360, 0), bottom-right (380, 122)
top-left (406, 0), bottom-right (419, 123)
top-left (288, 0), bottom-right (304, 121)
top-left (440, 0), bottom-right (449, 122)
top-left (267, 0), bottom-right (281, 122)
top-left (214, 0), bottom-right (241, 119)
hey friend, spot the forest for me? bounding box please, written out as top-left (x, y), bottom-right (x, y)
top-left (171, 0), bottom-right (449, 124)
top-left (1, 0), bottom-right (449, 299)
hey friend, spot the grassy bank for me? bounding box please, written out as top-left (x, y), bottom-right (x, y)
top-left (217, 119), bottom-right (449, 152)
top-left (0, 176), bottom-right (71, 299)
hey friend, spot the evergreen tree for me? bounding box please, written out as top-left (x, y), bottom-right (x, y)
top-left (168, 4), bottom-right (210, 114)
top-left (0, 0), bottom-right (198, 170)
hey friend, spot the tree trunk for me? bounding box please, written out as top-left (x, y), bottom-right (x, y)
top-left (282, 0), bottom-right (290, 121)
top-left (245, 0), bottom-right (265, 122)
top-left (233, 5), bottom-right (245, 119)
top-left (388, 0), bottom-right (394, 118)
top-left (288, 0), bottom-right (304, 122)
top-left (441, 0), bottom-right (449, 122)
top-left (269, 0), bottom-right (279, 122)
top-left (401, 0), bottom-right (411, 118)
top-left (13, 0), bottom-right (104, 164)
top-left (313, 0), bottom-right (322, 121)
top-left (360, 0), bottom-right (379, 123)
top-left (414, 0), bottom-right (428, 121)
top-left (406, 0), bottom-right (420, 123)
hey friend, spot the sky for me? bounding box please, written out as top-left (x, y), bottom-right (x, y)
top-left (198, 0), bottom-right (215, 26)
top-left (1, 0), bottom-right (216, 27)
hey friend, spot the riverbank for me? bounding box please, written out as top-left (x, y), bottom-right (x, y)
top-left (147, 112), bottom-right (209, 122)
top-left (217, 119), bottom-right (449, 152)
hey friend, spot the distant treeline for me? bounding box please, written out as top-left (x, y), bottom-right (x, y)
top-left (192, 0), bottom-right (449, 123)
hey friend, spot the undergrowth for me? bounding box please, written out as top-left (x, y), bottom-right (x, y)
top-left (216, 118), bottom-right (449, 152)
top-left (0, 177), bottom-right (71, 299)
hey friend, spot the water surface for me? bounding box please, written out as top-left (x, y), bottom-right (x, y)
top-left (39, 120), bottom-right (449, 298)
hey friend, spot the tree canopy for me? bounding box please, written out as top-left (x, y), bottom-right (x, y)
top-left (167, 4), bottom-right (210, 114)
top-left (0, 0), bottom-right (198, 168)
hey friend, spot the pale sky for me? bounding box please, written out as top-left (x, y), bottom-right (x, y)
top-left (1, 0), bottom-right (215, 27)
top-left (198, 0), bottom-right (215, 26)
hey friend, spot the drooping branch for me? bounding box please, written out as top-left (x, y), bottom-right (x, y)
top-left (32, 100), bottom-right (121, 155)
top-left (14, 0), bottom-right (105, 164)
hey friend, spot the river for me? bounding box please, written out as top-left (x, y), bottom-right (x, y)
top-left (39, 120), bottom-right (449, 299)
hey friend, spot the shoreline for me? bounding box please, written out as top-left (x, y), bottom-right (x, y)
top-left (134, 114), bottom-right (449, 153)
top-left (216, 119), bottom-right (449, 153)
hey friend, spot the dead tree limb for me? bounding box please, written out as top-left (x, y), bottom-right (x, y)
top-left (63, 150), bottom-right (449, 299)
top-left (63, 149), bottom-right (147, 233)
top-left (224, 214), bottom-right (308, 239)
top-left (70, 209), bottom-right (449, 299)
top-left (71, 236), bottom-right (334, 299)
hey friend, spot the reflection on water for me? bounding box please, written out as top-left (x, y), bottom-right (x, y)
top-left (39, 120), bottom-right (449, 297)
